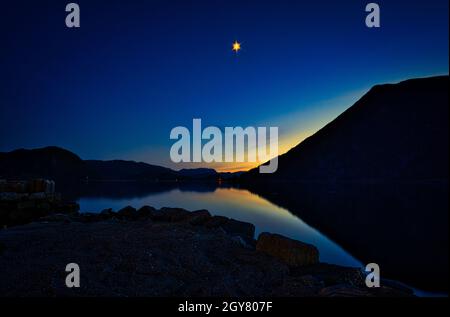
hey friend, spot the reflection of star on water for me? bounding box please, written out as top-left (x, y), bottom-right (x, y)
top-left (232, 41), bottom-right (241, 53)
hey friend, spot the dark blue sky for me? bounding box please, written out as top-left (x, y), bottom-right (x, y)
top-left (1, 0), bottom-right (448, 171)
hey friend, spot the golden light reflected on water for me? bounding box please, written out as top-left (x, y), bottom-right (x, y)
top-left (79, 186), bottom-right (362, 267)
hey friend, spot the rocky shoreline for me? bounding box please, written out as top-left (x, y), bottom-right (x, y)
top-left (0, 205), bottom-right (414, 297)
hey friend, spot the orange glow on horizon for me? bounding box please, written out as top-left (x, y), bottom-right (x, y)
top-left (210, 129), bottom-right (314, 173)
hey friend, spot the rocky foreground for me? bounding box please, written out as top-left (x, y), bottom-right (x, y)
top-left (0, 206), bottom-right (414, 297)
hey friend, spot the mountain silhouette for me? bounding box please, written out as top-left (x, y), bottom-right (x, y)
top-left (0, 146), bottom-right (177, 182)
top-left (85, 160), bottom-right (176, 181)
top-left (178, 168), bottom-right (218, 177)
top-left (244, 75), bottom-right (449, 181)
top-left (0, 148), bottom-right (240, 182)
top-left (0, 146), bottom-right (85, 181)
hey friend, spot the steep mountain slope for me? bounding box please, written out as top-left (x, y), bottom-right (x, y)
top-left (244, 76), bottom-right (449, 181)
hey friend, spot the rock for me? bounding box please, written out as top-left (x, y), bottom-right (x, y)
top-left (231, 236), bottom-right (253, 249)
top-left (29, 179), bottom-right (47, 193)
top-left (136, 206), bottom-right (157, 219)
top-left (2, 181), bottom-right (27, 193)
top-left (117, 206), bottom-right (138, 220)
top-left (55, 202), bottom-right (79, 214)
top-left (368, 285), bottom-right (415, 297)
top-left (0, 211), bottom-right (415, 297)
top-left (379, 279), bottom-right (414, 295)
top-left (100, 208), bottom-right (113, 214)
top-left (0, 192), bottom-right (22, 201)
top-left (16, 200), bottom-right (36, 210)
top-left (256, 232), bottom-right (319, 267)
top-left (204, 215), bottom-right (228, 228)
top-left (0, 180), bottom-right (54, 194)
top-left (188, 209), bottom-right (211, 225)
top-left (44, 180), bottom-right (55, 194)
top-left (222, 218), bottom-right (255, 239)
top-left (205, 216), bottom-right (255, 239)
top-left (319, 284), bottom-right (373, 297)
top-left (153, 207), bottom-right (191, 222)
top-left (28, 192), bottom-right (46, 200)
top-left (39, 213), bottom-right (77, 223)
top-left (289, 263), bottom-right (367, 290)
top-left (100, 208), bottom-right (116, 220)
top-left (297, 275), bottom-right (324, 288)
top-left (80, 213), bottom-right (102, 223)
top-left (7, 208), bottom-right (37, 225)
top-left (35, 201), bottom-right (51, 212)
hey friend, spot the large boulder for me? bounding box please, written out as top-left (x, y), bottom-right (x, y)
top-left (54, 201), bottom-right (79, 214)
top-left (152, 207), bottom-right (191, 222)
top-left (205, 216), bottom-right (255, 239)
top-left (222, 218), bottom-right (255, 239)
top-left (188, 209), bottom-right (211, 225)
top-left (256, 232), bottom-right (319, 267)
top-left (99, 208), bottom-right (116, 220)
top-left (136, 206), bottom-right (157, 219)
top-left (117, 206), bottom-right (138, 220)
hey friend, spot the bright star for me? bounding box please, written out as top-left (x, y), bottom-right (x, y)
top-left (232, 41), bottom-right (241, 53)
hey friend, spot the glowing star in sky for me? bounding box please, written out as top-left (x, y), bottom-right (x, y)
top-left (232, 41), bottom-right (241, 53)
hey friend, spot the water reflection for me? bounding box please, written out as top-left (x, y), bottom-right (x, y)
top-left (66, 180), bottom-right (448, 292)
top-left (76, 184), bottom-right (362, 268)
top-left (243, 181), bottom-right (448, 292)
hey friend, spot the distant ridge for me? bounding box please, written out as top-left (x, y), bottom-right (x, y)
top-left (85, 160), bottom-right (176, 181)
top-left (0, 146), bottom-right (85, 181)
top-left (0, 146), bottom-right (176, 181)
top-left (0, 146), bottom-right (242, 182)
top-left (178, 168), bottom-right (218, 179)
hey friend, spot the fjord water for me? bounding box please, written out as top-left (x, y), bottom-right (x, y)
top-left (76, 185), bottom-right (362, 268)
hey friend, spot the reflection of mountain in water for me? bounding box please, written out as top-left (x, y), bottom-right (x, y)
top-left (242, 182), bottom-right (448, 292)
top-left (59, 181), bottom-right (226, 202)
top-left (64, 178), bottom-right (447, 292)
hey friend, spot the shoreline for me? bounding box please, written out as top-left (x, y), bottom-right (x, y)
top-left (0, 205), bottom-right (414, 297)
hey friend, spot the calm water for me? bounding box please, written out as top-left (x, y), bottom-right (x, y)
top-left (77, 186), bottom-right (362, 268)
